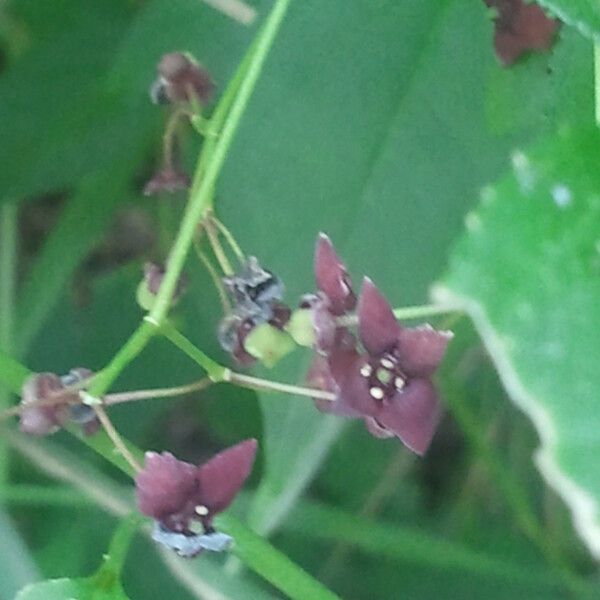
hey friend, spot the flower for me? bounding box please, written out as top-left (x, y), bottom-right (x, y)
top-left (135, 439), bottom-right (257, 557)
top-left (19, 369), bottom-right (99, 436)
top-left (150, 52), bottom-right (214, 105)
top-left (143, 167), bottom-right (190, 196)
top-left (485, 0), bottom-right (559, 66)
top-left (319, 278), bottom-right (452, 454)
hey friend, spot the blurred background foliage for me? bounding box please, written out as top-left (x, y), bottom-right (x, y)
top-left (0, 0), bottom-right (599, 598)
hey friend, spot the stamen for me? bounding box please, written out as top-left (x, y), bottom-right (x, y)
top-left (380, 357), bottom-right (395, 369)
top-left (195, 505), bottom-right (209, 516)
top-left (360, 364), bottom-right (373, 377)
top-left (395, 377), bottom-right (405, 391)
top-left (370, 387), bottom-right (385, 400)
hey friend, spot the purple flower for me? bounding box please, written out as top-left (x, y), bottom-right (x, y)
top-left (135, 439), bottom-right (257, 556)
top-left (321, 279), bottom-right (452, 454)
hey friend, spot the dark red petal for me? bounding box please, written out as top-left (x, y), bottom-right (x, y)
top-left (307, 356), bottom-right (361, 417)
top-left (396, 325), bottom-right (453, 378)
top-left (364, 417), bottom-right (395, 439)
top-left (330, 348), bottom-right (379, 417)
top-left (196, 439), bottom-right (257, 515)
top-left (358, 278), bottom-right (400, 356)
top-left (135, 452), bottom-right (198, 520)
top-left (314, 233), bottom-right (355, 315)
top-left (375, 379), bottom-right (441, 455)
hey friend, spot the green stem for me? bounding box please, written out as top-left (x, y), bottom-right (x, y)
top-left (160, 321), bottom-right (230, 382)
top-left (87, 0), bottom-right (292, 398)
top-left (338, 304), bottom-right (458, 327)
top-left (95, 514), bottom-right (144, 580)
top-left (595, 44), bottom-right (600, 126)
top-left (0, 201), bottom-right (17, 484)
top-left (217, 514), bottom-right (341, 600)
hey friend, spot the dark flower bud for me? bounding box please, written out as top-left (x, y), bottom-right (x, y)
top-left (143, 167), bottom-right (191, 196)
top-left (20, 373), bottom-right (67, 436)
top-left (19, 369), bottom-right (100, 437)
top-left (137, 262), bottom-right (188, 311)
top-left (150, 52), bottom-right (214, 106)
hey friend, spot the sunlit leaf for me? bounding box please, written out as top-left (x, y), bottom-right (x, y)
top-left (435, 124), bottom-right (600, 560)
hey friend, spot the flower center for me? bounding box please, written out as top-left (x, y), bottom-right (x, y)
top-left (360, 353), bottom-right (406, 401)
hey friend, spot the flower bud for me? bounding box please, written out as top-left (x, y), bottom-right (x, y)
top-left (150, 52), bottom-right (214, 106)
top-left (19, 373), bottom-right (66, 436)
top-left (244, 322), bottom-right (295, 368)
top-left (137, 263), bottom-right (188, 311)
top-left (143, 167), bottom-right (190, 196)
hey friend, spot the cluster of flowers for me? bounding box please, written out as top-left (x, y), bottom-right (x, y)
top-left (218, 234), bottom-right (452, 456)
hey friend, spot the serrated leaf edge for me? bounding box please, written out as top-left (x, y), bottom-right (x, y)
top-left (432, 283), bottom-right (600, 560)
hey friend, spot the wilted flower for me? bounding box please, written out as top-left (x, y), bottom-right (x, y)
top-left (143, 167), bottom-right (191, 196)
top-left (20, 369), bottom-right (99, 436)
top-left (150, 52), bottom-right (214, 106)
top-left (218, 257), bottom-right (293, 367)
top-left (135, 439), bottom-right (257, 557)
top-left (485, 0), bottom-right (559, 65)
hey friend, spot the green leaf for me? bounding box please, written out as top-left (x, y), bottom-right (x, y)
top-left (0, 349), bottom-right (31, 394)
top-left (435, 124), bottom-right (600, 560)
top-left (16, 515), bottom-right (140, 600)
top-left (282, 501), bottom-right (562, 591)
top-left (16, 578), bottom-right (129, 600)
top-left (217, 513), bottom-right (341, 600)
top-left (533, 0), bottom-right (600, 40)
top-left (0, 509), bottom-right (40, 599)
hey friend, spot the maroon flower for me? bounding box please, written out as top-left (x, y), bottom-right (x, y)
top-left (135, 439), bottom-right (257, 556)
top-left (485, 0), bottom-right (559, 65)
top-left (143, 167), bottom-right (190, 196)
top-left (150, 52), bottom-right (214, 105)
top-left (315, 279), bottom-right (452, 455)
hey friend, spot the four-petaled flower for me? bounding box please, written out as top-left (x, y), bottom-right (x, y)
top-left (135, 439), bottom-right (257, 557)
top-left (308, 234), bottom-right (452, 455)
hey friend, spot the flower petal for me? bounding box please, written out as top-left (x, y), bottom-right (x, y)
top-left (307, 356), bottom-right (361, 417)
top-left (396, 325), bottom-right (453, 378)
top-left (329, 342), bottom-right (379, 417)
top-left (375, 379), bottom-right (441, 455)
top-left (358, 278), bottom-right (400, 355)
top-left (364, 417), bottom-right (395, 439)
top-left (135, 452), bottom-right (198, 520)
top-left (314, 233), bottom-right (355, 315)
top-left (196, 439), bottom-right (257, 516)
